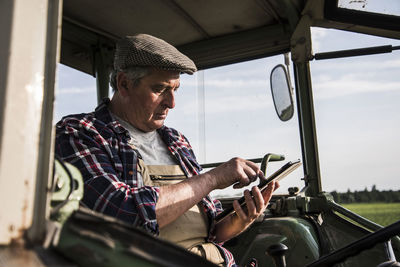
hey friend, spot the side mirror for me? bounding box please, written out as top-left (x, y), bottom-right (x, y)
top-left (270, 64), bottom-right (294, 121)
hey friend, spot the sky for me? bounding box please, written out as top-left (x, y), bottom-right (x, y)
top-left (55, 27), bottom-right (400, 197)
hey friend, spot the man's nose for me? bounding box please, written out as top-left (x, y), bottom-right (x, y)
top-left (163, 89), bottom-right (175, 109)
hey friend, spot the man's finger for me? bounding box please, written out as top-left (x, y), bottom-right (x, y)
top-left (242, 165), bottom-right (258, 183)
top-left (233, 199), bottom-right (247, 221)
top-left (257, 170), bottom-right (266, 180)
top-left (251, 186), bottom-right (264, 212)
top-left (274, 181), bottom-right (280, 191)
top-left (244, 189), bottom-right (256, 216)
top-left (261, 180), bottom-right (276, 203)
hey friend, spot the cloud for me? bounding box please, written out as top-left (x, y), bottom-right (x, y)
top-left (177, 73), bottom-right (276, 116)
top-left (311, 55), bottom-right (400, 99)
top-left (313, 77), bottom-right (400, 99)
top-left (206, 94), bottom-right (273, 113)
top-left (313, 58), bottom-right (400, 73)
top-left (176, 92), bottom-right (274, 116)
top-left (205, 78), bottom-right (268, 89)
top-left (56, 86), bottom-right (96, 95)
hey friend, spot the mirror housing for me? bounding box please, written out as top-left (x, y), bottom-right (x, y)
top-left (270, 64), bottom-right (294, 121)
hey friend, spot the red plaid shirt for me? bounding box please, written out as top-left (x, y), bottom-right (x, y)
top-left (55, 98), bottom-right (236, 266)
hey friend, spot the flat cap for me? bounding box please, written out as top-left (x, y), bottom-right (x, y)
top-left (114, 34), bottom-right (197, 74)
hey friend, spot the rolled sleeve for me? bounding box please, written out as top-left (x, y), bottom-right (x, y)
top-left (55, 117), bottom-right (161, 234)
top-left (212, 198), bottom-right (223, 215)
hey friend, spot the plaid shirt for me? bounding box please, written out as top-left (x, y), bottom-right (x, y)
top-left (55, 98), bottom-right (236, 266)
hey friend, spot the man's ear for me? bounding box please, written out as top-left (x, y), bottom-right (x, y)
top-left (117, 72), bottom-right (129, 97)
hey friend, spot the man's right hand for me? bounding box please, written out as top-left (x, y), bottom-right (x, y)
top-left (206, 157), bottom-right (264, 190)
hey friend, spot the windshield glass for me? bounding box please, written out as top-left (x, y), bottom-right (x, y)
top-left (55, 64), bottom-right (98, 123)
top-left (167, 57), bottom-right (303, 198)
top-left (311, 27), bottom-right (400, 193)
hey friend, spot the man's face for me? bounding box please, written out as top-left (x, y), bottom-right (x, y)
top-left (123, 70), bottom-right (180, 132)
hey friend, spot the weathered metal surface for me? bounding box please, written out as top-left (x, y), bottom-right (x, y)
top-left (0, 245), bottom-right (77, 267)
top-left (225, 216), bottom-right (320, 267)
top-left (0, 0), bottom-right (60, 245)
top-left (315, 210), bottom-right (399, 266)
top-left (55, 208), bottom-right (218, 267)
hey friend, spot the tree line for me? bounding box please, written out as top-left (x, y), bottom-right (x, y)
top-left (330, 185), bottom-right (400, 203)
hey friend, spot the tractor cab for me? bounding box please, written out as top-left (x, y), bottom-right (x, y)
top-left (0, 0), bottom-right (399, 266)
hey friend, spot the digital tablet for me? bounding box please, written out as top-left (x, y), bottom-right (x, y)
top-left (215, 160), bottom-right (302, 223)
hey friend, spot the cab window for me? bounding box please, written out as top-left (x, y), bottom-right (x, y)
top-left (311, 27), bottom-right (400, 193)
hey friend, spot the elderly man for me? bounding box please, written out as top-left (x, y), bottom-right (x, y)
top-left (55, 34), bottom-right (277, 267)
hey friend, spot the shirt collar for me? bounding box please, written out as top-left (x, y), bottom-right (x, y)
top-left (94, 98), bottom-right (170, 139)
top-left (94, 98), bottom-right (128, 135)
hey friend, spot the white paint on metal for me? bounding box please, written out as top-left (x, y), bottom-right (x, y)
top-left (0, 0), bottom-right (58, 244)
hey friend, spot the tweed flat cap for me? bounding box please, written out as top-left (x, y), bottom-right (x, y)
top-left (114, 34), bottom-right (197, 74)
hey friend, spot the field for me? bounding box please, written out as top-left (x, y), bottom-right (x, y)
top-left (342, 202), bottom-right (400, 226)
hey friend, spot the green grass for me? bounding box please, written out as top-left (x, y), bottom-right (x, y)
top-left (342, 202), bottom-right (400, 226)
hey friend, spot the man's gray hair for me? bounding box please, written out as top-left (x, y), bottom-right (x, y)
top-left (110, 66), bottom-right (152, 91)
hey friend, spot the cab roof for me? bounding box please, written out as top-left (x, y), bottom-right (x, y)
top-left (61, 0), bottom-right (400, 75)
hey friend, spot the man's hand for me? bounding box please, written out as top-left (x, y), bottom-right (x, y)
top-left (233, 181), bottom-right (278, 228)
top-left (157, 157), bottom-right (266, 228)
top-left (207, 157), bottom-right (263, 190)
top-left (214, 180), bottom-right (279, 243)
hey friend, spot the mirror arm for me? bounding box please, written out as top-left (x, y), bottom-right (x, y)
top-left (284, 53), bottom-right (294, 94)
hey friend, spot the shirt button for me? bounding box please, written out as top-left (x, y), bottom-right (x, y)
top-left (128, 170), bottom-right (134, 175)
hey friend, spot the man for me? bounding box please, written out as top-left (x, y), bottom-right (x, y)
top-left (55, 34), bottom-right (277, 267)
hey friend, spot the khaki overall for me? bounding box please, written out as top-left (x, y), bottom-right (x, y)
top-left (137, 160), bottom-right (225, 266)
